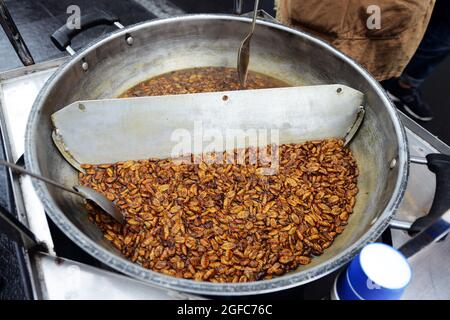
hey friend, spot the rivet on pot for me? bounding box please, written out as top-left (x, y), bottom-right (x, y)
top-left (81, 61), bottom-right (89, 71)
top-left (126, 35), bottom-right (134, 46)
top-left (389, 158), bottom-right (397, 169)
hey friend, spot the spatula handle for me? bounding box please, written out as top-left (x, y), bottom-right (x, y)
top-left (0, 159), bottom-right (80, 196)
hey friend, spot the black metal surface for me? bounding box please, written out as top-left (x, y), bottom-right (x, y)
top-left (46, 216), bottom-right (105, 269)
top-left (0, 202), bottom-right (39, 249)
top-left (171, 0), bottom-right (276, 16)
top-left (0, 235), bottom-right (31, 300)
top-left (0, 0), bottom-right (155, 71)
top-left (204, 270), bottom-right (340, 300)
top-left (0, 137), bottom-right (32, 300)
top-left (0, 0), bottom-right (34, 65)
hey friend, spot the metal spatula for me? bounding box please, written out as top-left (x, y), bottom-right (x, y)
top-left (237, 0), bottom-right (260, 88)
top-left (0, 160), bottom-right (124, 224)
top-left (51, 85), bottom-right (365, 171)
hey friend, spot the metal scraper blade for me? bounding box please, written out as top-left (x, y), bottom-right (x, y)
top-left (51, 85), bottom-right (364, 172)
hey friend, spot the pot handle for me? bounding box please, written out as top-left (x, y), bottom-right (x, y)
top-left (407, 153), bottom-right (450, 235)
top-left (51, 9), bottom-right (123, 54)
top-left (389, 153), bottom-right (450, 233)
top-left (399, 209), bottom-right (449, 258)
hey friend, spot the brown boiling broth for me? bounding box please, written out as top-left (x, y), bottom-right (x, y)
top-left (120, 66), bottom-right (290, 97)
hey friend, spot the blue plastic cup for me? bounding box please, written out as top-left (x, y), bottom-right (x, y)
top-left (332, 242), bottom-right (412, 300)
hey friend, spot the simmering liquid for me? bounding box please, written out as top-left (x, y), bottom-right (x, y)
top-left (120, 67), bottom-right (290, 97)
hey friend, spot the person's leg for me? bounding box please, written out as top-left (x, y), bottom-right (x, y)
top-left (383, 1), bottom-right (450, 121)
top-left (400, 1), bottom-right (450, 88)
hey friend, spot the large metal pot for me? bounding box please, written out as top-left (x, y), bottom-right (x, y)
top-left (25, 14), bottom-right (409, 295)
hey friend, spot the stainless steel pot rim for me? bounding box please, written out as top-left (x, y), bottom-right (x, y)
top-left (25, 14), bottom-right (409, 295)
